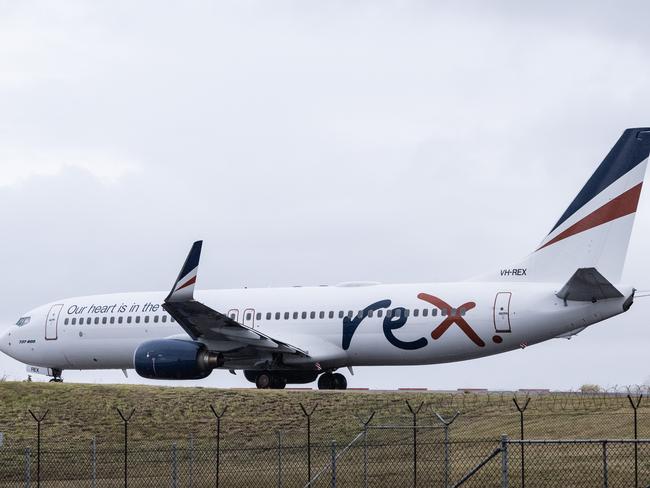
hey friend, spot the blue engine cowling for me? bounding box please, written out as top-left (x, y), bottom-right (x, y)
top-left (134, 339), bottom-right (221, 380)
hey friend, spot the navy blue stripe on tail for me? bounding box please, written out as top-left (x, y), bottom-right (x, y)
top-left (175, 240), bottom-right (202, 283)
top-left (550, 128), bottom-right (650, 234)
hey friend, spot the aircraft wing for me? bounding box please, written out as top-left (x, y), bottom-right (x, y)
top-left (162, 241), bottom-right (308, 357)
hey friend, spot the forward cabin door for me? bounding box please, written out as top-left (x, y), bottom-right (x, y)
top-left (242, 308), bottom-right (256, 329)
top-left (493, 292), bottom-right (512, 333)
top-left (45, 304), bottom-right (64, 340)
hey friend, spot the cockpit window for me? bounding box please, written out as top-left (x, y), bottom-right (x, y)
top-left (16, 316), bottom-right (31, 326)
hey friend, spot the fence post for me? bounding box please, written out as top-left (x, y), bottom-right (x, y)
top-left (24, 447), bottom-right (31, 488)
top-left (209, 404), bottom-right (227, 488)
top-left (356, 412), bottom-right (375, 488)
top-left (627, 394), bottom-right (642, 488)
top-left (500, 435), bottom-right (508, 488)
top-left (512, 397), bottom-right (530, 488)
top-left (277, 431), bottom-right (283, 488)
top-left (172, 442), bottom-right (178, 488)
top-left (91, 436), bottom-right (97, 488)
top-left (406, 401), bottom-right (424, 488)
top-left (300, 403), bottom-right (318, 485)
top-left (602, 440), bottom-right (608, 488)
top-left (330, 440), bottom-right (337, 488)
top-left (434, 411), bottom-right (460, 488)
top-left (116, 408), bottom-right (135, 488)
top-left (28, 409), bottom-right (48, 488)
top-left (189, 433), bottom-right (194, 488)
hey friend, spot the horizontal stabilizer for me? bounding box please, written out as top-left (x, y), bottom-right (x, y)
top-left (556, 268), bottom-right (623, 302)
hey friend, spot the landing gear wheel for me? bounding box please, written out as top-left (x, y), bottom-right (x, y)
top-left (49, 378), bottom-right (63, 383)
top-left (318, 373), bottom-right (334, 390)
top-left (270, 376), bottom-right (287, 389)
top-left (332, 373), bottom-right (347, 390)
top-left (255, 372), bottom-right (272, 389)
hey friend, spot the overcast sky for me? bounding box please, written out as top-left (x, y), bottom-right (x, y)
top-left (1, 1), bottom-right (650, 390)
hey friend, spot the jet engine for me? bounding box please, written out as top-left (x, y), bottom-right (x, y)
top-left (134, 339), bottom-right (223, 380)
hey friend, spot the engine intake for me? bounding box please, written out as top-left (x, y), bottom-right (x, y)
top-left (134, 339), bottom-right (222, 380)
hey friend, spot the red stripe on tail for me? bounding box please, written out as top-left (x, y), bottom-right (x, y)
top-left (537, 183), bottom-right (643, 251)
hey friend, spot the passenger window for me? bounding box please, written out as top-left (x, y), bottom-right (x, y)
top-left (356, 311), bottom-right (363, 319)
top-left (459, 308), bottom-right (466, 316)
top-left (377, 310), bottom-right (383, 318)
top-left (102, 317), bottom-right (107, 324)
top-left (329, 311), bottom-right (334, 319)
top-left (302, 312), bottom-right (307, 319)
top-left (161, 316), bottom-right (166, 323)
top-left (256, 313), bottom-right (261, 321)
top-left (110, 317), bottom-right (115, 324)
top-left (127, 316), bottom-right (132, 324)
top-left (450, 309), bottom-right (456, 316)
top-left (293, 312), bottom-right (299, 319)
top-left (144, 316), bottom-right (150, 323)
top-left (404, 309), bottom-right (410, 317)
top-left (309, 311), bottom-right (315, 319)
top-left (347, 311), bottom-right (353, 319)
top-left (266, 312), bottom-right (272, 320)
top-left (246, 313), bottom-right (252, 321)
top-left (338, 311), bottom-right (344, 319)
top-left (368, 310), bottom-right (374, 318)
top-left (385, 310), bottom-right (392, 318)
top-left (319, 311), bottom-right (324, 319)
top-left (64, 318), bottom-right (69, 325)
top-left (275, 312), bottom-right (281, 320)
top-left (170, 316), bottom-right (175, 322)
top-left (79, 318), bottom-right (84, 325)
top-left (95, 317), bottom-right (100, 325)
top-left (71, 318), bottom-right (76, 325)
top-left (394, 309), bottom-right (402, 318)
top-left (414, 309), bottom-right (419, 317)
top-left (118, 317), bottom-right (123, 324)
top-left (153, 316), bottom-right (159, 323)
top-left (432, 309), bottom-right (438, 316)
top-left (135, 316), bottom-right (140, 324)
top-left (284, 312), bottom-right (290, 320)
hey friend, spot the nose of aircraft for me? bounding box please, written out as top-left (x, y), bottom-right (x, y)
top-left (0, 328), bottom-right (11, 355)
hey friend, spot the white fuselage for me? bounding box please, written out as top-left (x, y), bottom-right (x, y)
top-left (0, 281), bottom-right (631, 373)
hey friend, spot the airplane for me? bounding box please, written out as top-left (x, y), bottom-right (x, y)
top-left (1, 128), bottom-right (650, 389)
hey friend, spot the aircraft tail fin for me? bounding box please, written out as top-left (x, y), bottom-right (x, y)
top-left (479, 128), bottom-right (650, 283)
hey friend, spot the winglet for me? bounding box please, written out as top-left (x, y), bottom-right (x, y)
top-left (166, 241), bottom-right (203, 303)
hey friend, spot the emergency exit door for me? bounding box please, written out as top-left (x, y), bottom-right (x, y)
top-left (493, 292), bottom-right (512, 333)
top-left (45, 304), bottom-right (63, 340)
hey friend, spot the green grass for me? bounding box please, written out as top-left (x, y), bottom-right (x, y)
top-left (0, 381), bottom-right (646, 447)
top-left (0, 382), bottom-right (648, 487)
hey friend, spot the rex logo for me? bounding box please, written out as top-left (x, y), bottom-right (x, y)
top-left (417, 293), bottom-right (485, 347)
top-left (341, 294), bottom-right (485, 350)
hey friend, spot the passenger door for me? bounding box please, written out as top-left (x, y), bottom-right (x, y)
top-left (493, 292), bottom-right (512, 333)
top-left (45, 304), bottom-right (64, 340)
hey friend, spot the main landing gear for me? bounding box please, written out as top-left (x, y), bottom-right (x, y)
top-left (255, 372), bottom-right (287, 390)
top-left (317, 372), bottom-right (347, 390)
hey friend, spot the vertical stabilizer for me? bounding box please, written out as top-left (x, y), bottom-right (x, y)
top-left (479, 128), bottom-right (650, 283)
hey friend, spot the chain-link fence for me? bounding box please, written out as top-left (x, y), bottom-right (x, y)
top-left (1, 391), bottom-right (649, 486)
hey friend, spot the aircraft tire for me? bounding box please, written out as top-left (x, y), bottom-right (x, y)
top-left (270, 375), bottom-right (287, 389)
top-left (317, 373), bottom-right (334, 390)
top-left (255, 372), bottom-right (272, 389)
top-left (332, 373), bottom-right (347, 390)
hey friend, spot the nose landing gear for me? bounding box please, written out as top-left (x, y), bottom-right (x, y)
top-left (317, 372), bottom-right (347, 390)
top-left (48, 369), bottom-right (63, 383)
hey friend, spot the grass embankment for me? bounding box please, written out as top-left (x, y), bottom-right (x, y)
top-left (0, 382), bottom-right (646, 448)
